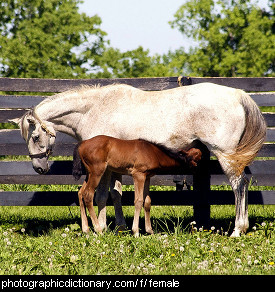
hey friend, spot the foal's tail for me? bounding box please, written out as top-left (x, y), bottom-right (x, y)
top-left (225, 90), bottom-right (267, 176)
top-left (72, 142), bottom-right (83, 181)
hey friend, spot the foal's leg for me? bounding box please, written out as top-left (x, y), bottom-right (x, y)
top-left (110, 172), bottom-right (127, 231)
top-left (216, 154), bottom-right (249, 237)
top-left (144, 177), bottom-right (153, 235)
top-left (78, 180), bottom-right (90, 233)
top-left (132, 173), bottom-right (146, 237)
top-left (85, 169), bottom-right (108, 234)
top-left (95, 169), bottom-right (111, 231)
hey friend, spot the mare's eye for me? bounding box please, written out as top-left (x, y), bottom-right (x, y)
top-left (32, 135), bottom-right (39, 143)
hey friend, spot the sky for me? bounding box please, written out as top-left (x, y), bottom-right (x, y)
top-left (79, 0), bottom-right (189, 55)
top-left (79, 0), bottom-right (270, 56)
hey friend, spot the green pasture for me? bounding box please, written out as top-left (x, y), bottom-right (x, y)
top-left (0, 105), bottom-right (274, 275)
top-left (0, 204), bottom-right (274, 275)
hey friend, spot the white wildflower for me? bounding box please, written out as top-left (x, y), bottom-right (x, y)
top-left (148, 263), bottom-right (156, 269)
top-left (235, 258), bottom-right (242, 264)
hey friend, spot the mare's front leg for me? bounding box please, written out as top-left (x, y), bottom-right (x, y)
top-left (95, 169), bottom-right (111, 231)
top-left (132, 173), bottom-right (146, 237)
top-left (144, 177), bottom-right (153, 235)
top-left (110, 172), bottom-right (127, 231)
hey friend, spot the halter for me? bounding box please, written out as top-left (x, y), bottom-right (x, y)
top-left (29, 148), bottom-right (53, 159)
top-left (32, 110), bottom-right (56, 137)
top-left (28, 110), bottom-right (56, 159)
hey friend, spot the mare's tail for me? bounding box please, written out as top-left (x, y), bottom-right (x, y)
top-left (72, 142), bottom-right (83, 181)
top-left (225, 90), bottom-right (267, 176)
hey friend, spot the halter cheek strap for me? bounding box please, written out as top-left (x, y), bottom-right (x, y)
top-left (32, 110), bottom-right (56, 138)
top-left (28, 110), bottom-right (56, 159)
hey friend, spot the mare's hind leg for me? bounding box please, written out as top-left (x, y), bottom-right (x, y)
top-left (144, 178), bottom-right (153, 235)
top-left (216, 154), bottom-right (249, 237)
top-left (110, 172), bottom-right (127, 231)
top-left (229, 173), bottom-right (249, 237)
top-left (78, 180), bottom-right (90, 233)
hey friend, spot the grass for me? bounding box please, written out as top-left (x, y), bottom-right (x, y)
top-left (0, 204), bottom-right (274, 275)
top-left (0, 106), bottom-right (274, 275)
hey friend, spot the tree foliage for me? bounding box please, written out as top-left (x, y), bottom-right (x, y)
top-left (0, 0), bottom-right (274, 78)
top-left (93, 46), bottom-right (186, 78)
top-left (170, 0), bottom-right (275, 76)
top-left (0, 0), bottom-right (107, 78)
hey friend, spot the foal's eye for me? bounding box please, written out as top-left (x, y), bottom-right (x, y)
top-left (32, 135), bottom-right (39, 143)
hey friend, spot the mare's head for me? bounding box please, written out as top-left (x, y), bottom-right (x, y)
top-left (19, 110), bottom-right (56, 174)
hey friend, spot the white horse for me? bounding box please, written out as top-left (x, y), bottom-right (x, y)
top-left (17, 83), bottom-right (266, 237)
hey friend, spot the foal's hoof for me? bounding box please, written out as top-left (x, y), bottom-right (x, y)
top-left (82, 227), bottom-right (90, 234)
top-left (146, 228), bottom-right (154, 235)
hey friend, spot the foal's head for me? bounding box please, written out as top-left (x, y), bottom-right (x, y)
top-left (179, 148), bottom-right (202, 168)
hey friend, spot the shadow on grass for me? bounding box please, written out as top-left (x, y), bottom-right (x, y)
top-left (0, 206), bottom-right (274, 237)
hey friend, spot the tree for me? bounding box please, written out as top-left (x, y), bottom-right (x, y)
top-left (170, 0), bottom-right (275, 76)
top-left (0, 0), bottom-right (107, 78)
top-left (92, 46), bottom-right (179, 78)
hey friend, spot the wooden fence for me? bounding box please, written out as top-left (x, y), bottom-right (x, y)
top-left (0, 77), bottom-right (274, 224)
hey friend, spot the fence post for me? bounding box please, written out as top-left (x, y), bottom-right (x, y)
top-left (192, 142), bottom-right (211, 228)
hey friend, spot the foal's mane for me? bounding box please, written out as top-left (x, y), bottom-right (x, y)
top-left (138, 139), bottom-right (187, 164)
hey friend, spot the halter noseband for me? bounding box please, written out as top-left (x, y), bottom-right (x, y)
top-left (29, 148), bottom-right (53, 159)
top-left (28, 110), bottom-right (56, 159)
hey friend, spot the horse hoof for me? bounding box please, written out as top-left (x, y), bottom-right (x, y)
top-left (146, 229), bottom-right (154, 235)
top-left (82, 227), bottom-right (90, 234)
top-left (230, 229), bottom-right (241, 237)
top-left (117, 225), bottom-right (127, 232)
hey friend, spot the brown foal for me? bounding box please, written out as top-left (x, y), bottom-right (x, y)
top-left (73, 135), bottom-right (202, 236)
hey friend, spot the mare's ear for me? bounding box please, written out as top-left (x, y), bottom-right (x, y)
top-left (8, 117), bottom-right (21, 126)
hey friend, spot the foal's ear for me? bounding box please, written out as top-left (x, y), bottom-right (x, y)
top-left (178, 149), bottom-right (188, 156)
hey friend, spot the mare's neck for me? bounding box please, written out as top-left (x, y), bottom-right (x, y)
top-left (34, 93), bottom-right (89, 140)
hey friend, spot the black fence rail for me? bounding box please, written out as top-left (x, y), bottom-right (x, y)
top-left (0, 76), bottom-right (274, 224)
